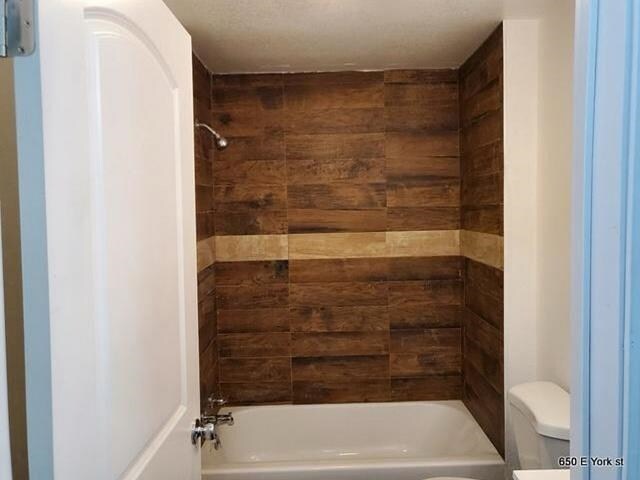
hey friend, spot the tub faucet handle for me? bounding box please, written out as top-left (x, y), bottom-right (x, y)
top-left (208, 396), bottom-right (227, 407)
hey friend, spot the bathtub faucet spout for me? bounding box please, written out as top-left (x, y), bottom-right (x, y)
top-left (202, 412), bottom-right (234, 427)
top-left (214, 413), bottom-right (234, 426)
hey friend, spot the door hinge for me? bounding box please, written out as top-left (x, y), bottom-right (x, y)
top-left (1, 0), bottom-right (34, 58)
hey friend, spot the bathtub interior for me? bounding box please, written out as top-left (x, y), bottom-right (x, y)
top-left (203, 401), bottom-right (501, 467)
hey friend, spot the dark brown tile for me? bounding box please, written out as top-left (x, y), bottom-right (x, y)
top-left (212, 85), bottom-right (283, 110)
top-left (218, 332), bottom-right (291, 358)
top-left (293, 379), bottom-right (390, 404)
top-left (286, 108), bottom-right (385, 134)
top-left (215, 209), bottom-right (288, 235)
top-left (387, 180), bottom-right (460, 208)
top-left (387, 207), bottom-right (460, 231)
top-left (465, 286), bottom-right (503, 330)
top-left (215, 260), bottom-right (288, 286)
top-left (386, 131), bottom-right (459, 159)
top-left (459, 29), bottom-right (503, 98)
top-left (195, 211), bottom-right (215, 240)
top-left (219, 357), bottom-right (291, 383)
top-left (284, 71), bottom-right (384, 85)
top-left (390, 305), bottom-right (462, 330)
top-left (384, 82), bottom-right (459, 107)
top-left (463, 361), bottom-right (504, 455)
top-left (288, 208), bottom-right (387, 233)
top-left (288, 184), bottom-right (386, 209)
top-left (390, 328), bottom-right (462, 354)
top-left (465, 258), bottom-right (503, 301)
top-left (386, 156), bottom-right (460, 183)
top-left (215, 134), bottom-right (284, 162)
top-left (292, 355), bottom-right (389, 381)
top-left (195, 154), bottom-right (213, 187)
top-left (461, 110), bottom-right (502, 152)
top-left (194, 101), bottom-right (212, 130)
top-left (199, 340), bottom-right (219, 403)
top-left (214, 184), bottom-right (287, 210)
top-left (192, 55), bottom-right (211, 105)
top-left (286, 133), bottom-right (385, 160)
top-left (291, 332), bottom-right (389, 357)
top-left (213, 158), bottom-right (286, 185)
top-left (388, 280), bottom-right (463, 307)
top-left (391, 376), bottom-right (462, 401)
top-left (216, 284), bottom-right (289, 309)
top-left (285, 82), bottom-right (383, 110)
top-left (289, 306), bottom-right (389, 332)
top-left (388, 256), bottom-right (463, 281)
top-left (463, 308), bottom-right (503, 360)
top-left (211, 108), bottom-right (283, 138)
top-left (213, 74), bottom-right (283, 87)
top-left (460, 79), bottom-right (502, 127)
top-left (461, 171), bottom-right (503, 207)
top-left (221, 382), bottom-right (292, 405)
top-left (197, 263), bottom-right (216, 298)
top-left (195, 185), bottom-right (214, 212)
top-left (461, 141), bottom-right (502, 178)
top-left (290, 282), bottom-right (388, 307)
top-left (390, 351), bottom-right (461, 377)
top-left (286, 157), bottom-right (386, 185)
top-left (289, 258), bottom-right (388, 283)
top-left (462, 205), bottom-right (503, 235)
top-left (464, 335), bottom-right (502, 393)
top-left (385, 105), bottom-right (458, 133)
top-left (384, 69), bottom-right (458, 84)
top-left (218, 308), bottom-right (290, 334)
top-left (198, 295), bottom-right (216, 353)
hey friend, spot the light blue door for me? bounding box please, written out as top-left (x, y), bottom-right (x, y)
top-left (572, 0), bottom-right (640, 479)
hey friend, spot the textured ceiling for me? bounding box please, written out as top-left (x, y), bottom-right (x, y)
top-left (163, 0), bottom-right (562, 73)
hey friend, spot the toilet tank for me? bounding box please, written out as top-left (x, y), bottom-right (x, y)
top-left (508, 382), bottom-right (570, 469)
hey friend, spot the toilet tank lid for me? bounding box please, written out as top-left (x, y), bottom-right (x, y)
top-left (508, 381), bottom-right (570, 440)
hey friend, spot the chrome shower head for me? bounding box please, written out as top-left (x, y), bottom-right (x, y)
top-left (195, 122), bottom-right (229, 150)
top-left (215, 136), bottom-right (229, 150)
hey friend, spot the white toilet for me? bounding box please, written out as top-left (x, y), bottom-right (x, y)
top-left (427, 381), bottom-right (570, 480)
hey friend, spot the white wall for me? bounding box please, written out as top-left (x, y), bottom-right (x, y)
top-left (503, 19), bottom-right (540, 473)
top-left (502, 0), bottom-right (575, 474)
top-left (536, 0), bottom-right (575, 392)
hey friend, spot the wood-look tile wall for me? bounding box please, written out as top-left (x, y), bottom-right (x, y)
top-left (193, 54), bottom-right (218, 404)
top-left (459, 25), bottom-right (505, 456)
top-left (211, 70), bottom-right (460, 236)
top-left (209, 69), bottom-right (464, 405)
top-left (215, 257), bottom-right (463, 404)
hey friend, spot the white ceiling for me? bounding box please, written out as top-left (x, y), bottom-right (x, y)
top-left (163, 0), bottom-right (560, 73)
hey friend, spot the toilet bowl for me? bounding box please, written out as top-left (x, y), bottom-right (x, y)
top-left (426, 381), bottom-right (570, 480)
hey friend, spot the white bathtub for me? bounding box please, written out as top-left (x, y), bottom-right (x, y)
top-left (202, 400), bottom-right (504, 480)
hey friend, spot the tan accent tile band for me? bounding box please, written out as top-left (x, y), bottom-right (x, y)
top-left (460, 229), bottom-right (504, 270)
top-left (289, 232), bottom-right (387, 259)
top-left (213, 230), bottom-right (461, 262)
top-left (216, 234), bottom-right (288, 262)
top-left (209, 230), bottom-right (502, 267)
top-left (197, 237), bottom-right (216, 271)
top-left (386, 230), bottom-right (460, 257)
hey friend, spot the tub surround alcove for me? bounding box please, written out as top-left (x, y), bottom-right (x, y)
top-left (194, 25), bottom-right (504, 455)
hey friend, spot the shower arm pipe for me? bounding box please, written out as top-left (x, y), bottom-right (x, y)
top-left (195, 121), bottom-right (222, 141)
top-left (195, 120), bottom-right (229, 150)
